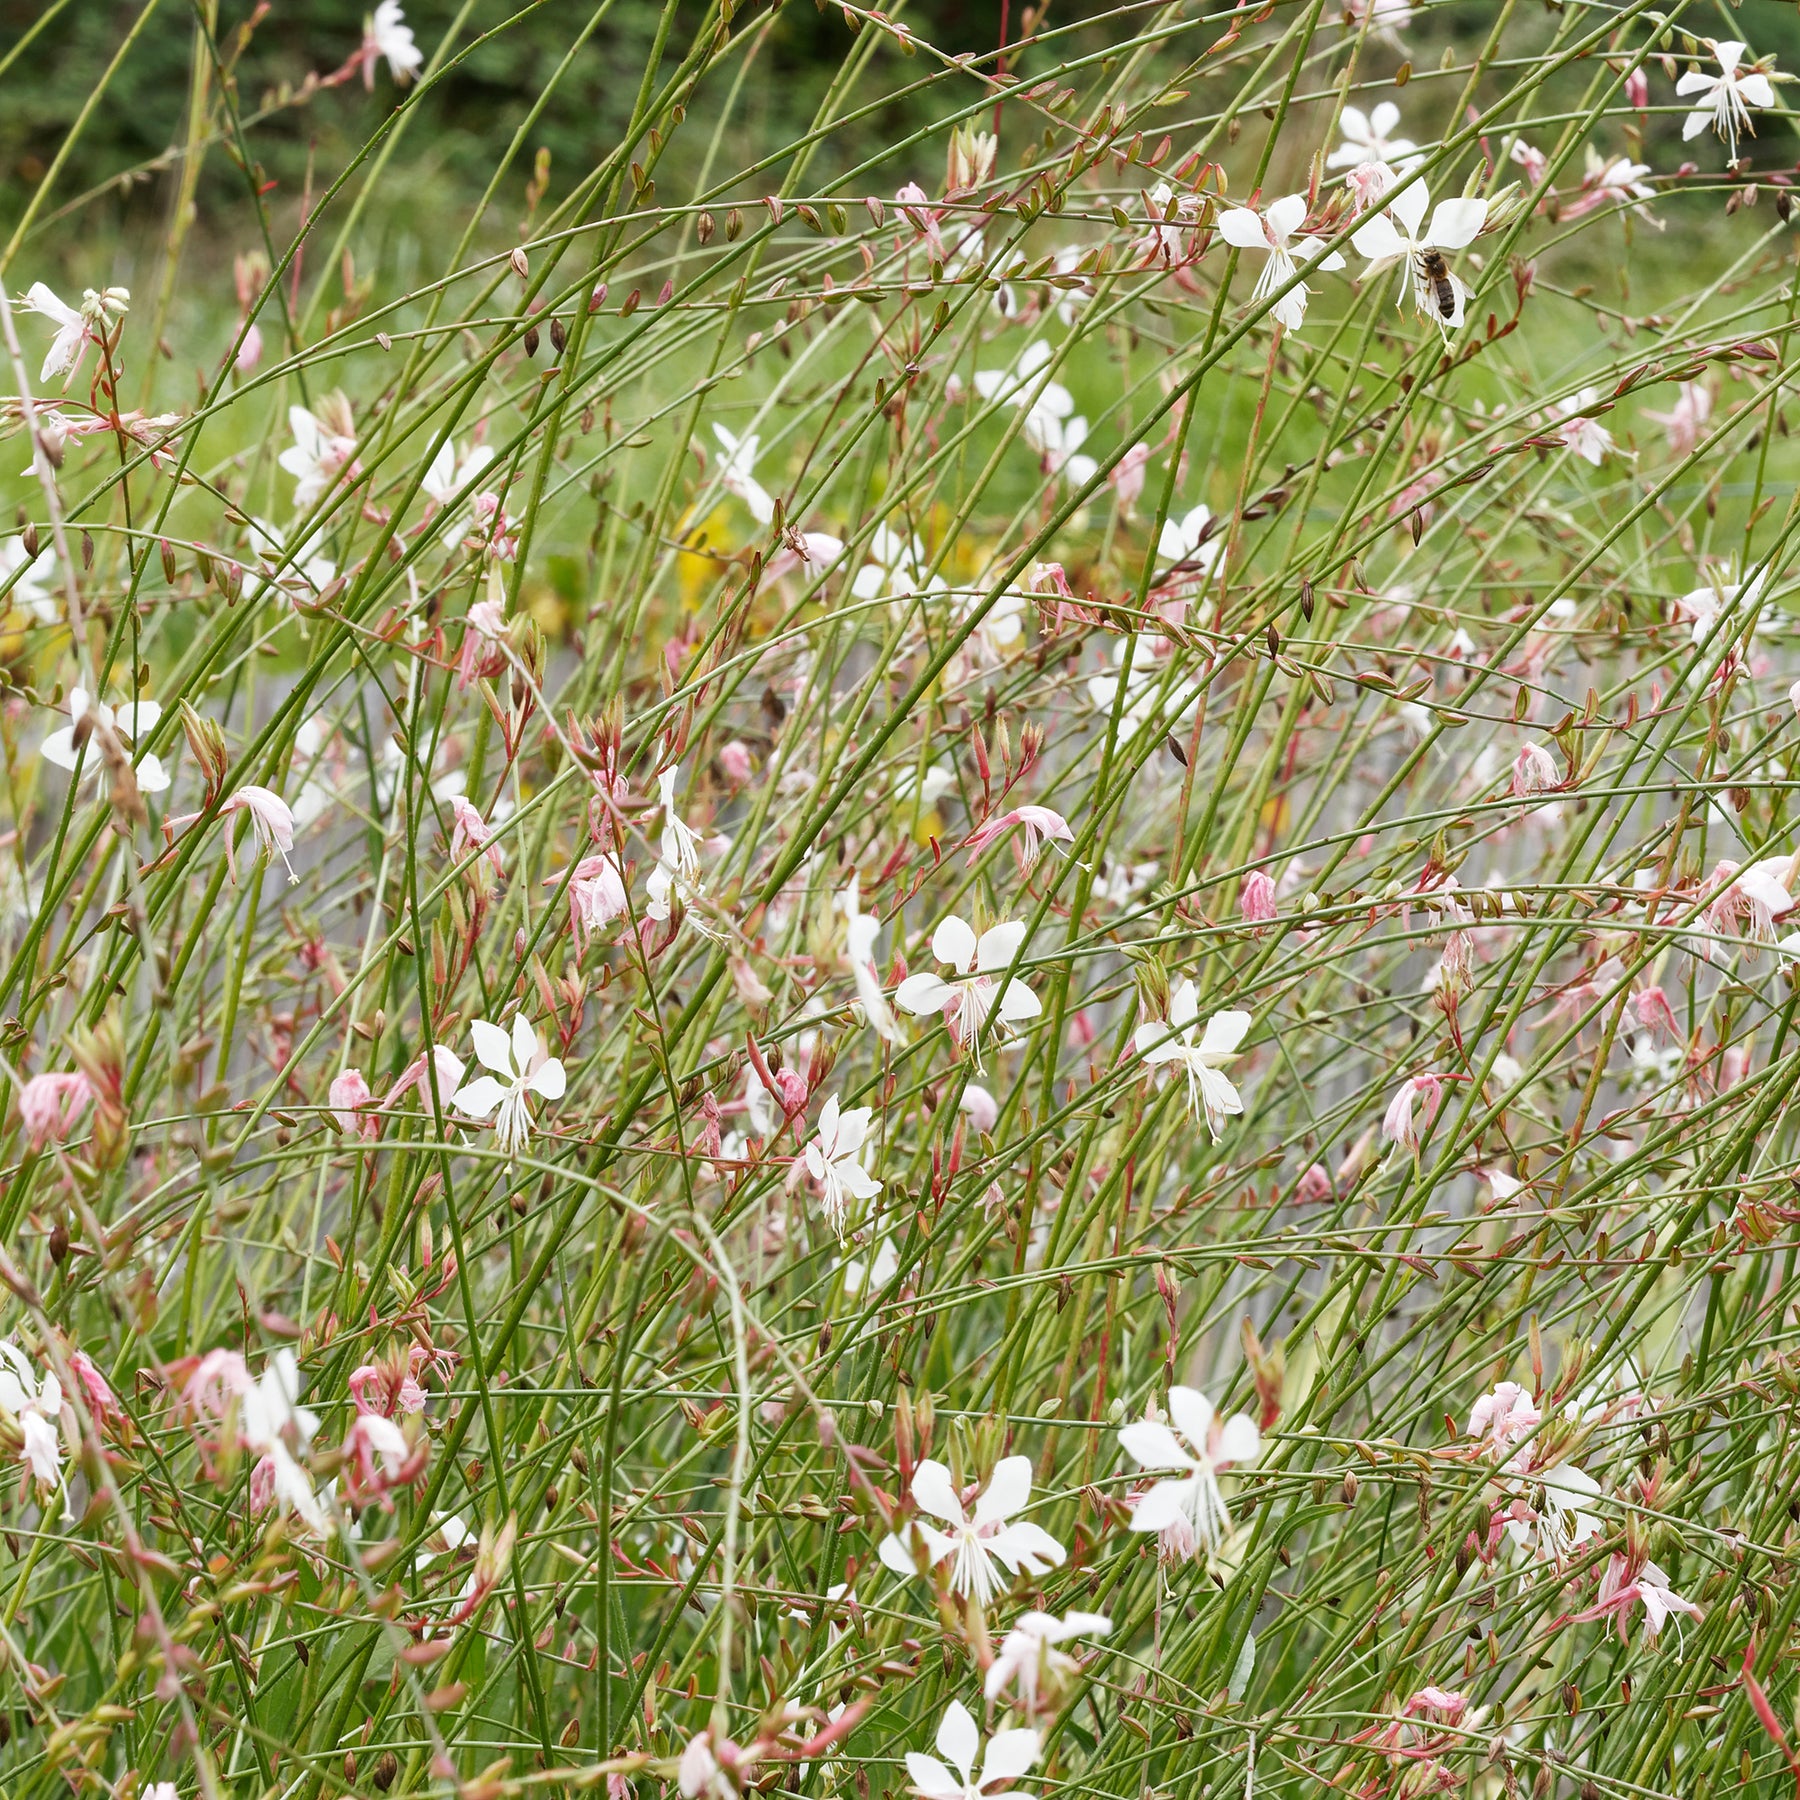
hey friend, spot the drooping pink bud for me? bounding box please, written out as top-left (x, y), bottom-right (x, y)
top-left (1625, 67), bottom-right (1648, 111)
top-left (329, 1070), bottom-right (376, 1137)
top-left (1240, 869), bottom-right (1278, 925)
top-left (1510, 742), bottom-right (1558, 797)
top-left (1634, 985), bottom-right (1678, 1041)
top-left (719, 740), bottom-right (754, 785)
top-left (18, 1071), bottom-right (94, 1146)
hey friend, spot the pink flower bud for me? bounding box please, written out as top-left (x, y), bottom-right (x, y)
top-left (1240, 869), bottom-right (1278, 925)
top-left (18, 1070), bottom-right (94, 1146)
top-left (1625, 67), bottom-right (1648, 111)
top-left (235, 322), bottom-right (263, 374)
top-left (959, 1083), bottom-right (999, 1134)
top-left (719, 740), bottom-right (754, 784)
top-left (1634, 985), bottom-right (1679, 1041)
top-left (1296, 1162), bottom-right (1332, 1204)
top-left (330, 1069), bottom-right (375, 1136)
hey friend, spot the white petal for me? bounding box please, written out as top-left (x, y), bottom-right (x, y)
top-left (895, 972), bottom-right (954, 1016)
top-left (1199, 1009), bottom-right (1252, 1059)
top-left (1264, 193), bottom-right (1309, 240)
top-left (975, 920), bottom-right (1027, 972)
top-left (1216, 208), bottom-right (1269, 249)
top-left (528, 1057), bottom-right (566, 1101)
top-left (935, 1702), bottom-right (980, 1785)
top-left (931, 914), bottom-right (979, 972)
top-left (510, 1013), bottom-right (541, 1072)
top-left (980, 1729), bottom-right (1041, 1787)
top-left (1168, 1387), bottom-right (1217, 1449)
top-left (910, 1458), bottom-right (965, 1526)
top-left (1426, 197), bottom-right (1487, 250)
top-left (469, 1018), bottom-right (515, 1077)
top-left (1217, 1414), bottom-right (1261, 1464)
top-left (1351, 215), bottom-right (1406, 262)
top-left (1118, 1419), bottom-right (1190, 1470)
top-left (998, 980), bottom-right (1041, 1023)
top-left (904, 1755), bottom-right (960, 1800)
top-left (973, 1454), bottom-right (1032, 1526)
top-left (1390, 181), bottom-right (1430, 236)
top-left (1128, 1477), bottom-right (1196, 1532)
top-left (451, 1075), bottom-right (508, 1119)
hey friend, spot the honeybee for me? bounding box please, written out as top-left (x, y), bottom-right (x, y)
top-left (1417, 249), bottom-right (1457, 320)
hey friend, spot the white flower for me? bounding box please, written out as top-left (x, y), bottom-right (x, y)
top-left (1327, 101), bottom-right (1419, 175)
top-left (41, 688), bottom-right (169, 793)
top-left (905, 1703), bottom-right (1039, 1800)
top-left (1504, 1462), bottom-right (1603, 1562)
top-left (1136, 180), bottom-right (1200, 264)
top-left (894, 915), bottom-right (1040, 1061)
top-left (878, 1456), bottom-right (1065, 1605)
top-left (973, 339), bottom-right (1069, 416)
top-left (0, 538), bottom-right (58, 623)
top-left (851, 523), bottom-right (942, 603)
top-left (451, 1017), bottom-right (567, 1157)
top-left (1677, 40), bottom-right (1776, 161)
top-left (0, 1340), bottom-right (64, 1488)
top-left (1087, 635), bottom-right (1203, 732)
top-left (1134, 981), bottom-right (1250, 1141)
top-left (1551, 389), bottom-right (1614, 466)
top-left (842, 1238), bottom-right (899, 1296)
top-left (712, 424), bottom-right (775, 526)
top-left (804, 1093), bottom-right (881, 1238)
top-left (645, 764), bottom-right (707, 925)
top-left (1351, 180), bottom-right (1488, 330)
top-left (371, 0), bottom-right (424, 83)
top-left (423, 438), bottom-right (496, 546)
top-left (1675, 566), bottom-right (1764, 646)
top-left (1343, 0), bottom-right (1412, 45)
top-left (222, 785), bottom-right (298, 884)
top-left (1156, 504), bottom-right (1222, 575)
top-left (985, 1610), bottom-right (1111, 1708)
top-left (1583, 147), bottom-right (1656, 214)
top-left (21, 283), bottom-right (89, 384)
top-left (238, 1348), bottom-right (326, 1536)
top-left (1120, 1386), bottom-right (1259, 1558)
top-left (1216, 194), bottom-right (1345, 332)
top-left (279, 405), bottom-right (356, 510)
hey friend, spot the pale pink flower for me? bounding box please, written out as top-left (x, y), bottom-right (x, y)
top-left (959, 1083), bottom-right (999, 1135)
top-left (341, 1410), bottom-right (420, 1507)
top-left (222, 785), bottom-right (298, 884)
top-left (558, 854), bottom-right (629, 952)
top-left (458, 598), bottom-right (508, 688)
top-left (1511, 742), bottom-right (1558, 797)
top-left (235, 321), bottom-right (263, 373)
top-left (719, 740), bottom-right (754, 784)
top-left (1109, 442), bottom-right (1150, 512)
top-left (279, 405), bottom-right (356, 510)
top-left (1120, 1387), bottom-right (1259, 1557)
top-left (20, 282), bottom-right (114, 386)
top-left (1382, 1072), bottom-right (1443, 1149)
top-left (1296, 1162), bottom-right (1333, 1203)
top-left (1634, 985), bottom-right (1679, 1041)
top-left (1561, 147), bottom-right (1656, 221)
top-left (905, 1702), bottom-right (1039, 1800)
top-left (1551, 389), bottom-right (1614, 465)
top-left (804, 1093), bottom-right (881, 1238)
top-left (67, 1350), bottom-right (118, 1423)
top-left (1510, 140), bottom-right (1548, 185)
top-left (963, 806), bottom-right (1072, 868)
top-left (895, 181), bottom-right (946, 262)
top-left (17, 1070), bottom-right (93, 1146)
top-left (1572, 1553), bottom-right (1702, 1644)
top-left (449, 795), bottom-right (502, 874)
top-left (1240, 870), bottom-right (1277, 925)
top-left (0, 1341), bottom-right (64, 1489)
top-left (1467, 1380), bottom-right (1541, 1453)
top-left (878, 1456), bottom-right (1065, 1605)
top-left (1327, 102), bottom-right (1418, 177)
top-left (1643, 382), bottom-right (1711, 456)
top-left (329, 1070), bottom-right (376, 1137)
top-left (985, 1610), bottom-right (1111, 1709)
top-left (1625, 67), bottom-right (1649, 111)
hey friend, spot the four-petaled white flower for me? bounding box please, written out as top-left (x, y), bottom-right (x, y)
top-left (1120, 1387), bottom-right (1260, 1559)
top-left (985, 1610), bottom-right (1112, 1709)
top-left (451, 1016), bottom-right (567, 1157)
top-left (280, 405), bottom-right (357, 510)
top-left (0, 1340), bottom-right (64, 1490)
top-left (42, 688), bottom-right (169, 793)
top-left (1134, 981), bottom-right (1250, 1140)
top-left (1677, 40), bottom-right (1776, 162)
top-left (0, 537), bottom-right (58, 623)
top-left (646, 764), bottom-right (706, 924)
top-left (804, 1093), bottom-right (881, 1238)
top-left (895, 916), bottom-right (1041, 1062)
top-left (905, 1703), bottom-right (1039, 1800)
top-left (1327, 101), bottom-right (1418, 177)
top-left (370, 0), bottom-right (424, 84)
top-left (879, 1456), bottom-right (1066, 1605)
top-left (1217, 195), bottom-right (1346, 332)
top-left (1351, 180), bottom-right (1488, 330)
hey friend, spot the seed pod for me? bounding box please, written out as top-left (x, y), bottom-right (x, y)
top-left (727, 207), bottom-right (744, 240)
top-left (697, 211), bottom-right (715, 245)
top-left (373, 1752), bottom-right (399, 1792)
top-left (510, 246), bottom-right (530, 280)
top-left (550, 315), bottom-right (567, 354)
top-left (523, 324), bottom-right (540, 358)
